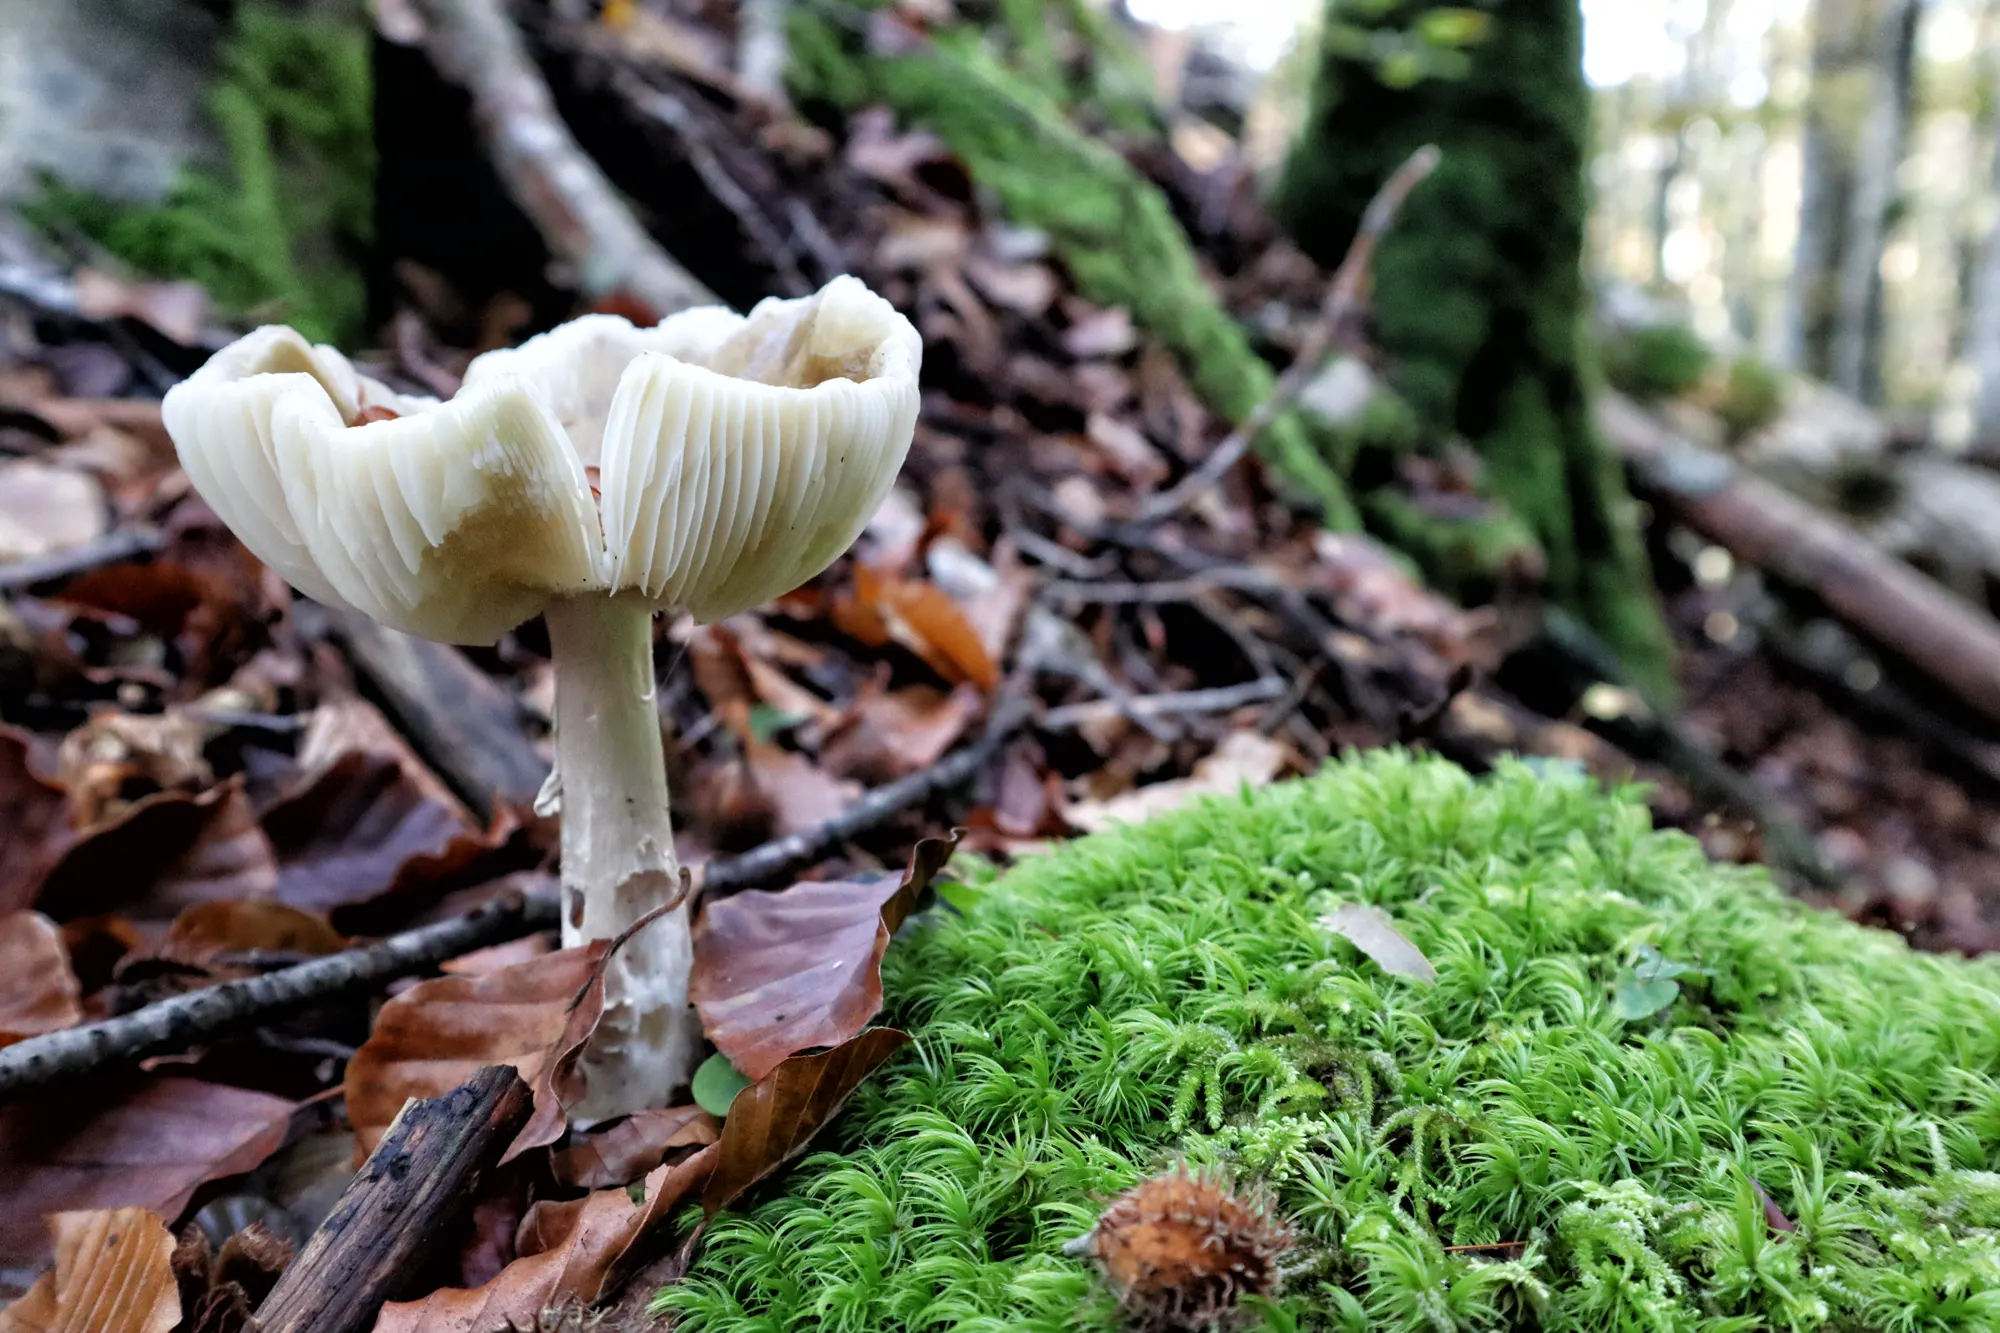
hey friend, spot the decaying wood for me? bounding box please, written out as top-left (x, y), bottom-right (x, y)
top-left (0, 886), bottom-right (559, 1100)
top-left (1601, 392), bottom-right (2000, 729)
top-left (409, 0), bottom-right (717, 316)
top-left (254, 1065), bottom-right (533, 1333)
top-left (320, 608), bottom-right (549, 823)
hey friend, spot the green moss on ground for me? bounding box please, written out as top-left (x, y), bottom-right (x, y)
top-left (661, 752), bottom-right (2000, 1332)
top-left (1717, 357), bottom-right (1786, 445)
top-left (27, 5), bottom-right (373, 345)
top-left (1604, 325), bottom-right (1713, 405)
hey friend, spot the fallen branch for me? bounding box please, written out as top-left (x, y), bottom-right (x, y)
top-left (0, 887), bottom-right (557, 1101)
top-left (410, 0), bottom-right (718, 316)
top-left (254, 1065), bottom-right (532, 1333)
top-left (1600, 392), bottom-right (2000, 729)
top-left (701, 693), bottom-right (1033, 896)
top-left (1040, 677), bottom-right (1287, 730)
top-left (1134, 144), bottom-right (1440, 523)
top-left (0, 708), bottom-right (1030, 1095)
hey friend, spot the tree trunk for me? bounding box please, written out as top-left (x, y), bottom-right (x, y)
top-left (1272, 0), bottom-right (1673, 694)
top-left (1784, 0), bottom-right (1916, 396)
top-left (1830, 0), bottom-right (1920, 403)
top-left (1970, 61), bottom-right (2000, 456)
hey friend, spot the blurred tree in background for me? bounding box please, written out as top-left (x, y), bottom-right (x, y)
top-left (1274, 0), bottom-right (1673, 690)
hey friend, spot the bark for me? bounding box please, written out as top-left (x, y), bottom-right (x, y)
top-left (1601, 392), bottom-right (2000, 728)
top-left (408, 0), bottom-right (716, 317)
top-left (1784, 0), bottom-right (1916, 396)
top-left (1273, 0), bottom-right (1674, 695)
top-left (1830, 0), bottom-right (1920, 403)
top-left (254, 1066), bottom-right (532, 1333)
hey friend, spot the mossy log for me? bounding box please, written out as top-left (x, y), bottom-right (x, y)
top-left (1275, 0), bottom-right (1674, 694)
top-left (661, 751), bottom-right (2000, 1329)
top-left (791, 12), bottom-right (1360, 529)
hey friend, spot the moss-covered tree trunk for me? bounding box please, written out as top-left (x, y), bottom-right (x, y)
top-left (1273, 0), bottom-right (1672, 692)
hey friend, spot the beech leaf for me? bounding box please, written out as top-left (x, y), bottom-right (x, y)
top-left (702, 1027), bottom-right (912, 1214)
top-left (690, 834), bottom-right (958, 1079)
top-left (552, 1106), bottom-right (720, 1189)
top-left (0, 912), bottom-right (83, 1046)
top-left (371, 1145), bottom-right (717, 1333)
top-left (0, 1077), bottom-right (292, 1269)
top-left (0, 1208), bottom-right (179, 1333)
top-left (1319, 903), bottom-right (1437, 985)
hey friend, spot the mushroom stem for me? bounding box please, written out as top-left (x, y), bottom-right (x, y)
top-left (543, 592), bottom-right (698, 1123)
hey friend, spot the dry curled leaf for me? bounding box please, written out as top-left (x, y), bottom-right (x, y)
top-left (691, 834), bottom-right (957, 1079)
top-left (832, 565), bottom-right (999, 691)
top-left (372, 1146), bottom-right (717, 1333)
top-left (343, 943), bottom-right (607, 1160)
top-left (552, 1106), bottom-right (720, 1189)
top-left (0, 730), bottom-right (71, 917)
top-left (0, 912), bottom-right (83, 1047)
top-left (0, 1208), bottom-right (180, 1333)
top-left (0, 1077), bottom-right (293, 1269)
top-left (1319, 903), bottom-right (1436, 985)
top-left (702, 1028), bottom-right (913, 1213)
top-left (35, 781), bottom-right (277, 923)
top-left (1063, 732), bottom-right (1289, 834)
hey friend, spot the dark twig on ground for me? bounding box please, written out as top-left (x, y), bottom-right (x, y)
top-left (1134, 144), bottom-right (1440, 522)
top-left (0, 888), bottom-right (557, 1100)
top-left (410, 0), bottom-right (717, 316)
top-left (254, 1065), bottom-right (533, 1333)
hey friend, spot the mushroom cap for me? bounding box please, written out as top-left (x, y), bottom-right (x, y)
top-left (161, 277), bottom-right (921, 643)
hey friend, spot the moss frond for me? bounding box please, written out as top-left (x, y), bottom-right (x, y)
top-left (659, 752), bottom-right (2000, 1332)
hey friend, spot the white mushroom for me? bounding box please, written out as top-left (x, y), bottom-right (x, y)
top-left (162, 276), bottom-right (921, 1122)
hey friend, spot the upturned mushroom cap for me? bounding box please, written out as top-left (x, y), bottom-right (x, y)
top-left (161, 276), bottom-right (922, 642)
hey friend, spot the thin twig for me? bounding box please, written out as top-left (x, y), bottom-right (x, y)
top-left (410, 0), bottom-right (718, 316)
top-left (1041, 677), bottom-right (1288, 730)
top-left (0, 888), bottom-right (558, 1100)
top-left (702, 692), bottom-right (1033, 895)
top-left (1134, 145), bottom-right (1440, 523)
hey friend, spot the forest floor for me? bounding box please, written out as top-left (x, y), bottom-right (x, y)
top-left (2, 1), bottom-right (1998, 1325)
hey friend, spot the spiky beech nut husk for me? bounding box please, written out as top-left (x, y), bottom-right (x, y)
top-left (1067, 1164), bottom-right (1292, 1330)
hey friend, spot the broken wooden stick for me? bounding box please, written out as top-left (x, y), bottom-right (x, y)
top-left (319, 607), bottom-right (550, 823)
top-left (1600, 392), bottom-right (2000, 729)
top-left (255, 1065), bottom-right (532, 1333)
top-left (410, 0), bottom-right (717, 316)
top-left (0, 887), bottom-right (558, 1100)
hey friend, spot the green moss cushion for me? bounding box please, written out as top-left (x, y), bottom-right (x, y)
top-left (660, 754), bottom-right (2000, 1331)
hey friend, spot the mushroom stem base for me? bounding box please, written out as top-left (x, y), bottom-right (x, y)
top-left (544, 593), bottom-right (698, 1125)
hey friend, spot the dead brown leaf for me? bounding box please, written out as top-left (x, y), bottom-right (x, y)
top-left (1319, 904), bottom-right (1437, 985)
top-left (743, 741), bottom-right (860, 839)
top-left (159, 900), bottom-right (347, 967)
top-left (439, 932), bottom-right (556, 977)
top-left (0, 1208), bottom-right (179, 1333)
top-left (35, 781), bottom-right (277, 923)
top-left (71, 270), bottom-right (210, 346)
top-left (552, 1106), bottom-right (720, 1189)
top-left (0, 913), bottom-right (82, 1047)
top-left (701, 1028), bottom-right (912, 1213)
top-left (690, 835), bottom-right (957, 1080)
top-left (343, 944), bottom-right (606, 1159)
top-left (1063, 732), bottom-right (1290, 834)
top-left (168, 1222), bottom-right (293, 1333)
top-left (0, 1076), bottom-right (292, 1268)
top-left (0, 460), bottom-right (106, 564)
top-left (832, 565), bottom-right (1000, 691)
top-left (0, 730), bottom-right (71, 916)
top-left (372, 1146), bottom-right (717, 1333)
top-left (54, 708), bottom-right (213, 829)
top-left (820, 680), bottom-right (982, 783)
